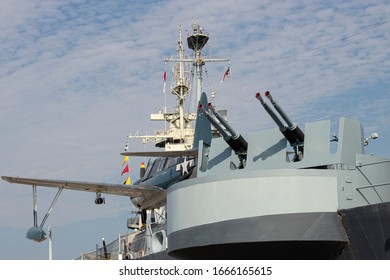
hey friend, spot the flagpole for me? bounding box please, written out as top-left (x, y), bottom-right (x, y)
top-left (121, 142), bottom-right (130, 184)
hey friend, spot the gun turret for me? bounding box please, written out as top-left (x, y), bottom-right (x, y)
top-left (198, 104), bottom-right (247, 155)
top-left (264, 91), bottom-right (305, 144)
top-left (206, 103), bottom-right (248, 154)
top-left (255, 93), bottom-right (298, 146)
top-left (255, 91), bottom-right (305, 161)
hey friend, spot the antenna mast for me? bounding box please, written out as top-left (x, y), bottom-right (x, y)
top-left (127, 22), bottom-right (229, 151)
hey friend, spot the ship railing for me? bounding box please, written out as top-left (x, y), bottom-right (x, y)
top-left (355, 159), bottom-right (390, 204)
top-left (154, 128), bottom-right (195, 138)
top-left (75, 233), bottom-right (132, 260)
top-left (356, 182), bottom-right (390, 204)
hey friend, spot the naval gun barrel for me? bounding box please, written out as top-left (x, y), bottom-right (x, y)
top-left (198, 104), bottom-right (230, 140)
top-left (255, 93), bottom-right (298, 146)
top-left (198, 104), bottom-right (247, 154)
top-left (264, 91), bottom-right (305, 144)
top-left (207, 103), bottom-right (248, 154)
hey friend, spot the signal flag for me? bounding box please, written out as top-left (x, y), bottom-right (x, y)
top-left (121, 164), bottom-right (129, 176)
top-left (123, 176), bottom-right (131, 185)
top-left (220, 66), bottom-right (231, 83)
top-left (122, 156), bottom-right (129, 166)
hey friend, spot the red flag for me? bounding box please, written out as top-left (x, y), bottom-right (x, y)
top-left (220, 66), bottom-right (231, 83)
top-left (121, 164), bottom-right (129, 176)
top-left (163, 70), bottom-right (167, 81)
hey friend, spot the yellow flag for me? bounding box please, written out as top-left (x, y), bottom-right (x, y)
top-left (122, 156), bottom-right (129, 166)
top-left (124, 176), bottom-right (131, 185)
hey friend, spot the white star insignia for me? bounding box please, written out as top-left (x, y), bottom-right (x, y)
top-left (176, 158), bottom-right (194, 176)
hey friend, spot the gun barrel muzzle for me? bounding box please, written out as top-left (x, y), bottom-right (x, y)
top-left (265, 91), bottom-right (295, 129)
top-left (264, 91), bottom-right (304, 143)
top-left (256, 91), bottom-right (305, 145)
top-left (256, 92), bottom-right (286, 131)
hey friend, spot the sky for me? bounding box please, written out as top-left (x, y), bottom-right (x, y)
top-left (0, 0), bottom-right (389, 260)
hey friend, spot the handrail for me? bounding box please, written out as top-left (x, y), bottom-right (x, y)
top-left (356, 181), bottom-right (390, 204)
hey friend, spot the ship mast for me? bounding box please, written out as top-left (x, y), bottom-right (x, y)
top-left (171, 26), bottom-right (189, 142)
top-left (187, 21), bottom-right (230, 103)
top-left (128, 25), bottom-right (196, 151)
top-left (127, 22), bottom-right (229, 151)
top-left (187, 22), bottom-right (209, 103)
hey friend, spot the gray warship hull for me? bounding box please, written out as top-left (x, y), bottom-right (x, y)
top-left (166, 203), bottom-right (390, 260)
top-left (338, 202), bottom-right (390, 259)
top-left (169, 212), bottom-right (347, 259)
